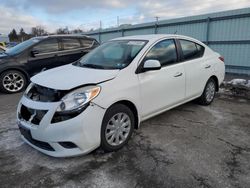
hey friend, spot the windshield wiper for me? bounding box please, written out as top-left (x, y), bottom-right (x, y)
top-left (82, 64), bottom-right (105, 69)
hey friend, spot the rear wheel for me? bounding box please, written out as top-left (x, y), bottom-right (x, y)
top-left (198, 78), bottom-right (216, 105)
top-left (101, 104), bottom-right (134, 152)
top-left (0, 70), bottom-right (27, 94)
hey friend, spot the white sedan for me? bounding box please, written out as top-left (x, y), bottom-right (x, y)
top-left (17, 34), bottom-right (225, 157)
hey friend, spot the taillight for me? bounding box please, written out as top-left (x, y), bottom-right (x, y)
top-left (219, 56), bottom-right (224, 62)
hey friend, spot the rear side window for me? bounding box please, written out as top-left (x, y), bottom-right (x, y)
top-left (33, 39), bottom-right (59, 54)
top-left (144, 39), bottom-right (177, 66)
top-left (62, 38), bottom-right (81, 50)
top-left (80, 39), bottom-right (94, 48)
top-left (179, 40), bottom-right (204, 61)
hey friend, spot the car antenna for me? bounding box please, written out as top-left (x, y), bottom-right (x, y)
top-left (174, 30), bottom-right (178, 34)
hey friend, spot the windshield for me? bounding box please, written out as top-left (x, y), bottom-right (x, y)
top-left (5, 38), bottom-right (42, 55)
top-left (75, 40), bottom-right (147, 69)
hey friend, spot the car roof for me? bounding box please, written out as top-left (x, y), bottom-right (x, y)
top-left (112, 34), bottom-right (203, 44)
top-left (34, 34), bottom-right (96, 40)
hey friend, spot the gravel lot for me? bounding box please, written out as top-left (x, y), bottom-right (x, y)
top-left (0, 92), bottom-right (250, 188)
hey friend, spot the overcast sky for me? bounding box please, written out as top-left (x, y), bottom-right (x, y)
top-left (0, 0), bottom-right (250, 34)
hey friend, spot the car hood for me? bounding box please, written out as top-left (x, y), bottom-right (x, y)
top-left (31, 64), bottom-right (120, 90)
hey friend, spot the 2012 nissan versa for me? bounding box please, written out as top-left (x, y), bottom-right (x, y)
top-left (17, 34), bottom-right (225, 157)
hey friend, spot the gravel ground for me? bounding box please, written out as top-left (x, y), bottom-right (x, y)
top-left (0, 92), bottom-right (250, 188)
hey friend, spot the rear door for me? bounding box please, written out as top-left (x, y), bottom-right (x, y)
top-left (177, 39), bottom-right (208, 99)
top-left (27, 38), bottom-right (60, 75)
top-left (57, 38), bottom-right (84, 66)
top-left (138, 39), bottom-right (185, 118)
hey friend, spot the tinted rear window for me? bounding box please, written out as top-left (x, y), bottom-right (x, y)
top-left (62, 38), bottom-right (81, 50)
top-left (80, 39), bottom-right (94, 48)
top-left (179, 40), bottom-right (204, 61)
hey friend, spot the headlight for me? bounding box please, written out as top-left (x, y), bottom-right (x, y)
top-left (24, 83), bottom-right (34, 97)
top-left (56, 85), bottom-right (101, 114)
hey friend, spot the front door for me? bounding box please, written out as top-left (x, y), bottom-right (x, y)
top-left (138, 39), bottom-right (185, 118)
top-left (27, 38), bottom-right (60, 75)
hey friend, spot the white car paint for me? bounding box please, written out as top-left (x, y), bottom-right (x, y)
top-left (17, 34), bottom-right (225, 157)
top-left (31, 64), bottom-right (120, 90)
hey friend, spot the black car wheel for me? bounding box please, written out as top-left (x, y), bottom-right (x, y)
top-left (0, 70), bottom-right (27, 94)
top-left (101, 104), bottom-right (134, 152)
top-left (198, 78), bottom-right (216, 105)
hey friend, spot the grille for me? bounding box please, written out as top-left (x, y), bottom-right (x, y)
top-left (19, 105), bottom-right (47, 125)
top-left (26, 84), bottom-right (66, 102)
top-left (19, 125), bottom-right (55, 151)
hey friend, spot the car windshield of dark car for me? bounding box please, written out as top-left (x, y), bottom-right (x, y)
top-left (75, 40), bottom-right (147, 70)
top-left (5, 38), bottom-right (42, 55)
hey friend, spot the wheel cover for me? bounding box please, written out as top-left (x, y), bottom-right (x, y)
top-left (105, 112), bottom-right (131, 146)
top-left (2, 72), bottom-right (24, 92)
top-left (205, 81), bottom-right (215, 103)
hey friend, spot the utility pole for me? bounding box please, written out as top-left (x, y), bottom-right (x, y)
top-left (155, 16), bottom-right (159, 24)
top-left (117, 16), bottom-right (120, 27)
top-left (99, 20), bottom-right (102, 30)
top-left (154, 16), bottom-right (159, 34)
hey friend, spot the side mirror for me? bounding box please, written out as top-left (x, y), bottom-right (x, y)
top-left (143, 60), bottom-right (161, 72)
top-left (31, 50), bottom-right (39, 57)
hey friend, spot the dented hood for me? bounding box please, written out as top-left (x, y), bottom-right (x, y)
top-left (31, 64), bottom-right (119, 90)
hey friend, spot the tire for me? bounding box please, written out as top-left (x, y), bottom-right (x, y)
top-left (198, 78), bottom-right (216, 105)
top-left (101, 104), bottom-right (135, 152)
top-left (0, 70), bottom-right (27, 94)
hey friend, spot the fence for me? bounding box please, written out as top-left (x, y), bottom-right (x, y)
top-left (84, 8), bottom-right (250, 75)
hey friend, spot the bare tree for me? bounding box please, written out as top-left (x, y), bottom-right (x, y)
top-left (31, 26), bottom-right (48, 37)
top-left (56, 27), bottom-right (70, 34)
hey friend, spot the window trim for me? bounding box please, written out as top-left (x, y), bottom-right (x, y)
top-left (136, 38), bottom-right (180, 74)
top-left (176, 39), bottom-right (205, 62)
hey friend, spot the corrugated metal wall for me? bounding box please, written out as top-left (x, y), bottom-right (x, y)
top-left (84, 8), bottom-right (250, 75)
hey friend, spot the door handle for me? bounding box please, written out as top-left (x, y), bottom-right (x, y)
top-left (174, 72), bottom-right (183, 77)
top-left (205, 65), bottom-right (211, 69)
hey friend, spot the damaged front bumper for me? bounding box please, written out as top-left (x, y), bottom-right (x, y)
top-left (17, 95), bottom-right (106, 157)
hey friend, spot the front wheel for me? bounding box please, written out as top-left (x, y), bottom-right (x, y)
top-left (101, 104), bottom-right (134, 152)
top-left (0, 70), bottom-right (27, 94)
top-left (198, 78), bottom-right (216, 105)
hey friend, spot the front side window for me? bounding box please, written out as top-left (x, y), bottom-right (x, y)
top-left (75, 40), bottom-right (147, 69)
top-left (33, 39), bottom-right (59, 54)
top-left (179, 40), bottom-right (205, 61)
top-left (5, 38), bottom-right (42, 55)
top-left (144, 39), bottom-right (177, 66)
top-left (62, 38), bottom-right (81, 50)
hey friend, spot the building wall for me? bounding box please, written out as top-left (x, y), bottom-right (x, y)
top-left (84, 8), bottom-right (250, 75)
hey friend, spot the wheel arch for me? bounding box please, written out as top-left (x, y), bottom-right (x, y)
top-left (0, 67), bottom-right (30, 82)
top-left (108, 100), bottom-right (140, 130)
top-left (209, 75), bottom-right (219, 91)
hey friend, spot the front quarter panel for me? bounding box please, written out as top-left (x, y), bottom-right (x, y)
top-left (93, 68), bottom-right (141, 113)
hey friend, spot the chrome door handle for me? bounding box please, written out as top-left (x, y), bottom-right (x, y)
top-left (174, 72), bottom-right (183, 77)
top-left (205, 65), bottom-right (211, 69)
